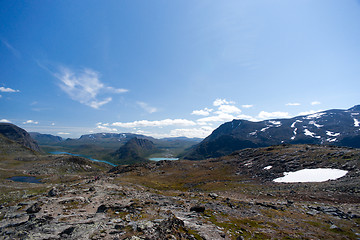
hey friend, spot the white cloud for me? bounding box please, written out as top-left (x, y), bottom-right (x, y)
top-left (191, 108), bottom-right (213, 116)
top-left (197, 112), bottom-right (237, 123)
top-left (23, 120), bottom-right (39, 124)
top-left (137, 101), bottom-right (158, 114)
top-left (0, 119), bottom-right (11, 123)
top-left (0, 87), bottom-right (20, 93)
top-left (213, 98), bottom-right (235, 106)
top-left (257, 111), bottom-right (291, 120)
top-left (236, 114), bottom-right (259, 122)
top-left (51, 123), bottom-right (55, 126)
top-left (217, 104), bottom-right (241, 114)
top-left (286, 103), bottom-right (301, 106)
top-left (57, 132), bottom-right (71, 135)
top-left (311, 101), bottom-right (321, 105)
top-left (54, 67), bottom-right (128, 109)
top-left (112, 119), bottom-right (196, 128)
top-left (96, 125), bottom-right (118, 132)
top-left (242, 104), bottom-right (253, 108)
top-left (169, 126), bottom-right (214, 138)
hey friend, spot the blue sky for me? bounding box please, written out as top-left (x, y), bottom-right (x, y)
top-left (1, 0), bottom-right (360, 138)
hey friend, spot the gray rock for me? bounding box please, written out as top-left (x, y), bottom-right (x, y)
top-left (26, 203), bottom-right (41, 214)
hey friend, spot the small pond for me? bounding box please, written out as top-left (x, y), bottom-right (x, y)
top-left (8, 176), bottom-right (43, 184)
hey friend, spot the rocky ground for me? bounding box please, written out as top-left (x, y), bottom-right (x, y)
top-left (0, 145), bottom-right (360, 239)
top-left (1, 173), bottom-right (359, 240)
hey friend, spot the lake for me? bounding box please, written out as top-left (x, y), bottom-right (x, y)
top-left (8, 176), bottom-right (42, 184)
top-left (50, 151), bottom-right (117, 167)
top-left (149, 157), bottom-right (179, 161)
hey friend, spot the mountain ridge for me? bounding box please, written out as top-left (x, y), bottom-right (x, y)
top-left (184, 105), bottom-right (360, 160)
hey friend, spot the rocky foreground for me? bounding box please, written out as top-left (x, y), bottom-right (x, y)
top-left (0, 144), bottom-right (360, 239)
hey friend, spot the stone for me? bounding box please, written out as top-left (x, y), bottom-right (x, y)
top-left (209, 193), bottom-right (219, 199)
top-left (26, 203), bottom-right (41, 214)
top-left (190, 205), bottom-right (205, 213)
top-left (48, 188), bottom-right (58, 197)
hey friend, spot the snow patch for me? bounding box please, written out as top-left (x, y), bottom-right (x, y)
top-left (354, 118), bottom-right (360, 127)
top-left (309, 121), bottom-right (323, 128)
top-left (291, 128), bottom-right (298, 140)
top-left (304, 112), bottom-right (326, 120)
top-left (351, 113), bottom-right (359, 116)
top-left (291, 120), bottom-right (302, 128)
top-left (304, 129), bottom-right (320, 138)
top-left (264, 166), bottom-right (272, 170)
top-left (249, 131), bottom-right (257, 136)
top-left (326, 131), bottom-right (340, 137)
top-left (261, 127), bottom-right (270, 132)
top-left (269, 121), bottom-right (281, 126)
top-left (327, 138), bottom-right (337, 142)
top-left (273, 168), bottom-right (348, 183)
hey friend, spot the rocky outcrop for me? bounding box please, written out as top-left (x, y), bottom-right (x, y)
top-left (0, 123), bottom-right (41, 152)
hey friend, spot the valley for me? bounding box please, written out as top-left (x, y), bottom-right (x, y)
top-left (1, 105), bottom-right (360, 239)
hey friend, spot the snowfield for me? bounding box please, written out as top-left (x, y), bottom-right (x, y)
top-left (273, 168), bottom-right (348, 183)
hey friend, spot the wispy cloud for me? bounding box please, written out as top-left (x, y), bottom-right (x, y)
top-left (23, 120), bottom-right (39, 124)
top-left (0, 87), bottom-right (20, 93)
top-left (0, 38), bottom-right (21, 58)
top-left (311, 101), bottom-right (321, 106)
top-left (242, 104), bottom-right (253, 108)
top-left (137, 101), bottom-right (158, 114)
top-left (54, 66), bottom-right (128, 109)
top-left (111, 119), bottom-right (196, 128)
top-left (286, 103), bottom-right (301, 106)
top-left (0, 119), bottom-right (11, 123)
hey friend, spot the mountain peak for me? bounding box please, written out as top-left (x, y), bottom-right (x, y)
top-left (112, 137), bottom-right (158, 165)
top-left (349, 104), bottom-right (360, 112)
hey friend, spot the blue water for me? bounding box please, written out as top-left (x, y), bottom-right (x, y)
top-left (50, 151), bottom-right (117, 167)
top-left (8, 176), bottom-right (42, 184)
top-left (149, 157), bottom-right (179, 161)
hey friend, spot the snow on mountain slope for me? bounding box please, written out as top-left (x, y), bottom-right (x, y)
top-left (184, 105), bottom-right (360, 160)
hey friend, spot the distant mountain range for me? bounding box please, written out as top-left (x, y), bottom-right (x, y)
top-left (184, 105), bottom-right (360, 160)
top-left (29, 131), bottom-right (202, 163)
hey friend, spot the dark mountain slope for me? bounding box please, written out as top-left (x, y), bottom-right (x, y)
top-left (111, 137), bottom-right (159, 165)
top-left (184, 105), bottom-right (360, 160)
top-left (0, 123), bottom-right (41, 152)
top-left (29, 132), bottom-right (63, 145)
